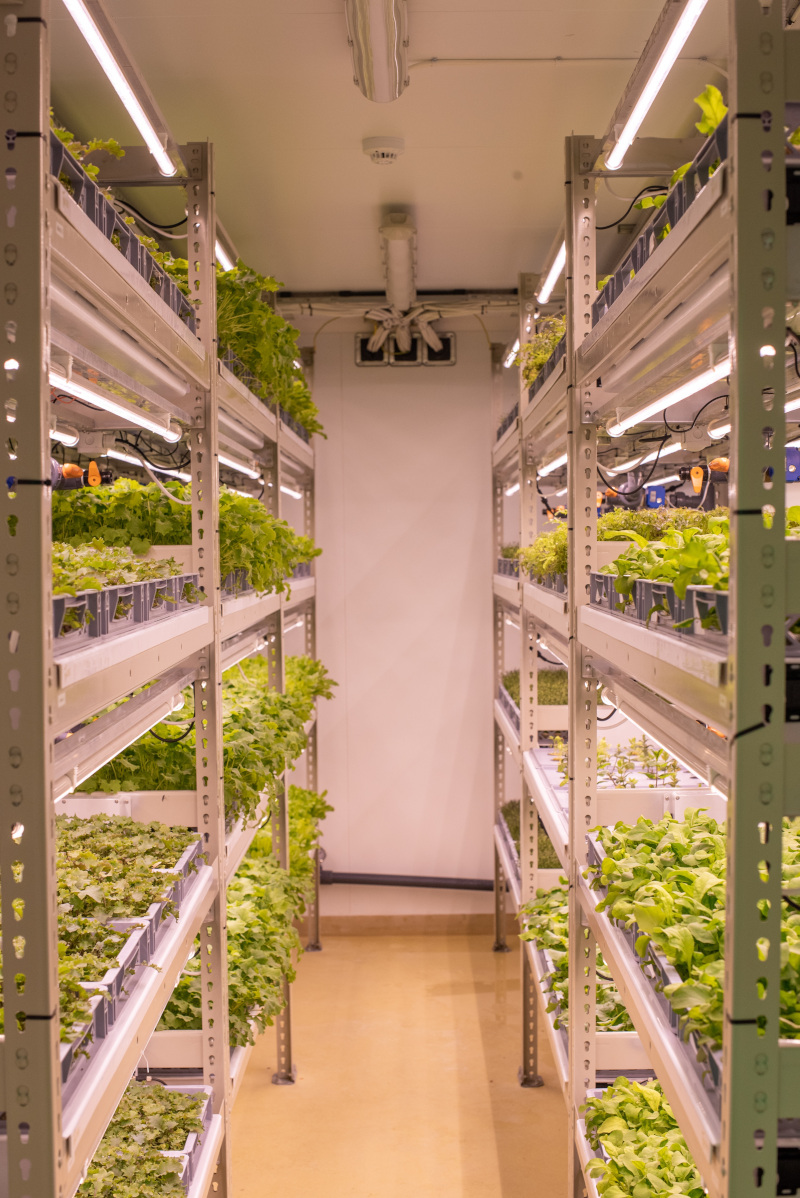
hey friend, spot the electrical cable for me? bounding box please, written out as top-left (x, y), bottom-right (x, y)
top-left (791, 340), bottom-right (800, 381)
top-left (663, 393), bottom-right (729, 434)
top-left (113, 438), bottom-right (193, 504)
top-left (114, 199), bottom-right (188, 232)
top-left (598, 435), bottom-right (670, 498)
top-left (596, 186), bottom-right (667, 230)
top-left (698, 463), bottom-right (712, 508)
top-left (784, 894), bottom-right (800, 913)
top-left (149, 720), bottom-right (195, 744)
top-left (537, 649), bottom-right (563, 666)
top-left (597, 705), bottom-right (619, 722)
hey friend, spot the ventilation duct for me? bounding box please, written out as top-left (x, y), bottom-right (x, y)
top-left (345, 0), bottom-right (409, 104)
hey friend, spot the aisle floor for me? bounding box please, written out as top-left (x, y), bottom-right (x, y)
top-left (232, 932), bottom-right (567, 1196)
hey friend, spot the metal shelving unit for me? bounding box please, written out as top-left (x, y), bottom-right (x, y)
top-left (491, 4), bottom-right (800, 1195)
top-left (0, 4), bottom-right (318, 1193)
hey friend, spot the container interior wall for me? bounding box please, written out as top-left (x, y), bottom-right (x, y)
top-left (314, 329), bottom-right (495, 914)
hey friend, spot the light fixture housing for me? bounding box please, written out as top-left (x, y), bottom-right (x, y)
top-left (51, 423), bottom-right (80, 448)
top-left (605, 0), bottom-right (710, 171)
top-left (346, 0), bottom-right (409, 103)
top-left (215, 240), bottom-right (235, 271)
top-left (504, 482), bottom-right (520, 497)
top-left (61, 0), bottom-right (178, 177)
top-left (538, 242), bottom-right (566, 304)
top-left (104, 448), bottom-right (191, 481)
top-left (219, 452), bottom-right (261, 481)
top-left (537, 452), bottom-right (568, 478)
top-left (607, 442), bottom-right (682, 475)
top-left (280, 485), bottom-right (303, 500)
top-left (49, 370), bottom-right (183, 442)
top-left (504, 339), bottom-right (520, 369)
top-left (606, 359), bottom-right (730, 437)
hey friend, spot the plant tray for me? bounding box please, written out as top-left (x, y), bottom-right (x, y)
top-left (591, 118), bottom-right (728, 327)
top-left (528, 336), bottom-right (566, 403)
top-left (222, 568), bottom-right (253, 598)
top-left (497, 557), bottom-right (520, 578)
top-left (61, 993), bottom-right (107, 1101)
top-left (160, 1084), bottom-right (213, 1193)
top-left (77, 923), bottom-right (149, 1027)
top-left (532, 571), bottom-right (567, 593)
top-left (498, 683), bottom-right (521, 732)
top-left (496, 402), bottom-right (519, 441)
top-left (49, 131), bottom-right (197, 334)
top-left (53, 574), bottom-right (201, 658)
top-left (292, 561), bottom-right (312, 580)
top-left (280, 406), bottom-right (312, 443)
top-left (111, 838), bottom-right (204, 957)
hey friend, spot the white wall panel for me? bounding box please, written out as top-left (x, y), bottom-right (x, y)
top-left (315, 331), bottom-right (494, 913)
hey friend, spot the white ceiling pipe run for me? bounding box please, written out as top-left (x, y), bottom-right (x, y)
top-left (346, 0), bottom-right (409, 103)
top-left (379, 214), bottom-right (417, 311)
top-left (50, 280), bottom-right (189, 402)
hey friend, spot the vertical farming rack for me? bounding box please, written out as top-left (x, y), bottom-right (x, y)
top-left (0, 2), bottom-right (319, 1193)
top-left (492, 3), bottom-right (800, 1195)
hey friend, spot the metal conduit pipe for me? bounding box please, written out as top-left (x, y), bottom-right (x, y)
top-left (320, 870), bottom-right (496, 892)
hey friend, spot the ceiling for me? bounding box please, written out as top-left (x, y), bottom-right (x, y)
top-left (50, 0), bottom-right (728, 297)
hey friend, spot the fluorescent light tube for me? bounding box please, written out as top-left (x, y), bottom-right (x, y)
top-left (504, 338), bottom-right (520, 369)
top-left (49, 370), bottom-right (182, 442)
top-left (538, 242), bottom-right (566, 304)
top-left (104, 448), bottom-right (191, 481)
top-left (537, 452), bottom-right (568, 478)
top-left (607, 442), bottom-right (682, 475)
top-left (280, 485), bottom-right (303, 500)
top-left (505, 482), bottom-right (520, 496)
top-left (605, 0), bottom-right (710, 170)
top-left (219, 452), bottom-right (261, 480)
top-left (215, 240), bottom-right (235, 271)
top-left (51, 424), bottom-right (80, 448)
top-left (555, 487), bottom-right (568, 497)
top-left (61, 0), bottom-right (176, 177)
top-left (284, 618), bottom-right (306, 634)
top-left (607, 359), bottom-right (730, 437)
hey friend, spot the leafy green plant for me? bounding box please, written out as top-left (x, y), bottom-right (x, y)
top-left (549, 734), bottom-right (683, 790)
top-left (600, 519), bottom-right (730, 606)
top-left (519, 882), bottom-right (633, 1032)
top-left (161, 785), bottom-right (332, 1046)
top-left (83, 656), bottom-right (336, 826)
top-left (51, 480), bottom-right (320, 595)
top-left (519, 521), bottom-right (569, 580)
top-left (516, 317), bottom-right (567, 388)
top-left (77, 1080), bottom-right (206, 1198)
top-left (583, 1076), bottom-right (705, 1198)
top-left (52, 540), bottom-right (186, 598)
top-left (50, 111), bottom-right (124, 186)
top-left (501, 668), bottom-right (568, 707)
top-left (500, 543), bottom-right (519, 559)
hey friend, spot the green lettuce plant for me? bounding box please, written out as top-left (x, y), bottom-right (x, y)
top-left (516, 316), bottom-right (567, 388)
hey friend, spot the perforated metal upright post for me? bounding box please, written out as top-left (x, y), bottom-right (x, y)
top-left (722, 3), bottom-right (787, 1192)
top-left (304, 533), bottom-right (322, 952)
top-left (0, 5), bottom-right (62, 1195)
top-left (518, 430), bottom-right (543, 1087)
top-left (267, 614), bottom-right (296, 1083)
top-left (186, 141), bottom-right (232, 1198)
top-left (566, 134), bottom-right (599, 1198)
top-left (492, 461), bottom-right (512, 952)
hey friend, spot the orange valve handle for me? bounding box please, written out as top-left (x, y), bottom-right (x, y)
top-left (86, 460), bottom-right (101, 487)
top-left (690, 465), bottom-right (705, 494)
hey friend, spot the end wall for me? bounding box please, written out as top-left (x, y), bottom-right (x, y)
top-left (314, 329), bottom-right (494, 915)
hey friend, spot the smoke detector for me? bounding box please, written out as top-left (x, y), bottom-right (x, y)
top-left (362, 136), bottom-right (405, 165)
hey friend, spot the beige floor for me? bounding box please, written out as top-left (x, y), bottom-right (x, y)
top-left (231, 932), bottom-right (567, 1197)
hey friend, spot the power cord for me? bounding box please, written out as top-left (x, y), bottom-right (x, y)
top-left (149, 720), bottom-right (195, 744)
top-left (596, 185), bottom-right (668, 231)
top-left (598, 436), bottom-right (670, 498)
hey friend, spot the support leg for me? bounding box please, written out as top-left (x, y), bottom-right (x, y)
top-left (493, 846), bottom-right (511, 952)
top-left (305, 847), bottom-right (322, 952)
top-left (519, 943), bottom-right (544, 1088)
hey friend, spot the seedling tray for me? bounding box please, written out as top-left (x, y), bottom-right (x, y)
top-left (528, 336), bottom-right (566, 403)
top-left (496, 557), bottom-right (519, 578)
top-left (49, 131), bottom-right (197, 333)
top-left (292, 561), bottom-right (312, 580)
top-left (496, 403), bottom-right (519, 440)
top-left (110, 837), bottom-right (203, 957)
top-left (530, 571), bottom-right (567, 593)
top-left (222, 568), bottom-right (253, 598)
top-left (160, 1084), bottom-right (213, 1192)
top-left (498, 683), bottom-right (520, 732)
top-left (280, 406), bottom-right (311, 443)
top-left (53, 574), bottom-right (201, 658)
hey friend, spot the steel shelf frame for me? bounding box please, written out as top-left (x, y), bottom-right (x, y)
top-left (489, 6), bottom-right (799, 1196)
top-left (0, 5), bottom-right (319, 1194)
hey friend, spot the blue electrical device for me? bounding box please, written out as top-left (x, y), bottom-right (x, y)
top-left (646, 485), bottom-right (666, 508)
top-left (787, 447), bottom-right (800, 483)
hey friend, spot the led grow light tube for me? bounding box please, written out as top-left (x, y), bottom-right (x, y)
top-left (537, 452), bottom-right (568, 478)
top-left (537, 242), bottom-right (566, 304)
top-left (104, 448), bottom-right (191, 481)
top-left (219, 452), bottom-right (261, 480)
top-left (607, 442), bottom-right (682, 475)
top-left (215, 241), bottom-right (235, 271)
top-left (49, 370), bottom-right (182, 442)
top-left (711, 389), bottom-right (800, 442)
top-left (504, 338), bottom-right (520, 369)
top-left (607, 359), bottom-right (730, 437)
top-left (555, 487), bottom-right (568, 497)
top-left (61, 0), bottom-right (176, 177)
top-left (505, 482), bottom-right (520, 496)
top-left (51, 423), bottom-right (80, 448)
top-left (605, 0), bottom-right (710, 171)
top-left (280, 484), bottom-right (303, 500)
